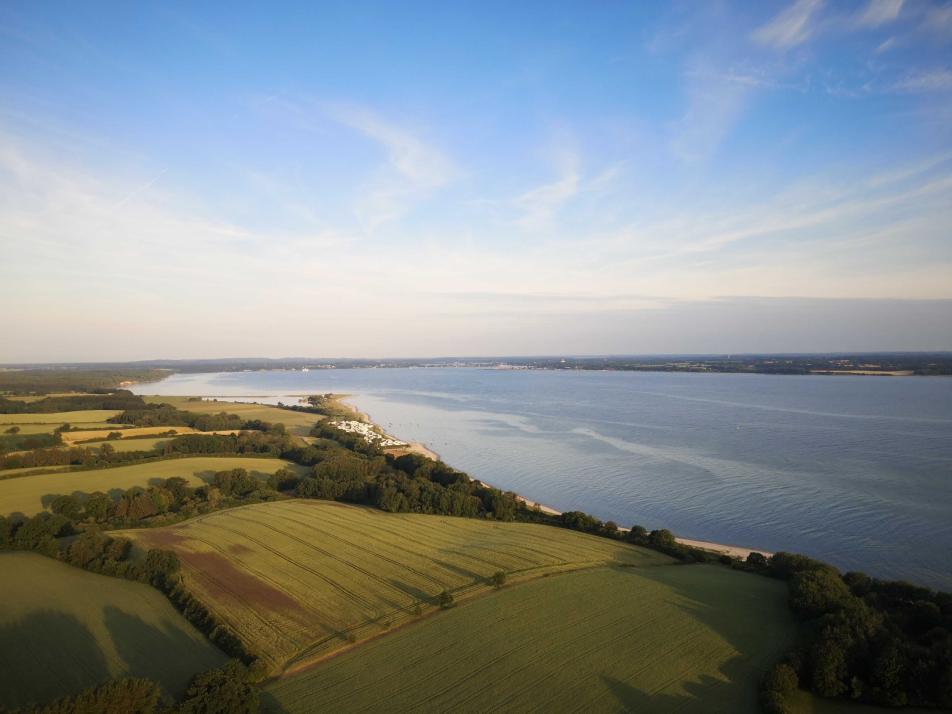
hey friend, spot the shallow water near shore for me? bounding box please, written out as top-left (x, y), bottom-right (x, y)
top-left (136, 369), bottom-right (952, 589)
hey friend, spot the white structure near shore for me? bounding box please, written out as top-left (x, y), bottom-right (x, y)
top-left (331, 420), bottom-right (407, 448)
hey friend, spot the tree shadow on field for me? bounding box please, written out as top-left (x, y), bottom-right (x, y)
top-left (0, 610), bottom-right (109, 710)
top-left (599, 564), bottom-right (797, 713)
top-left (388, 578), bottom-right (431, 603)
top-left (431, 557), bottom-right (483, 582)
top-left (259, 691), bottom-right (292, 713)
top-left (103, 606), bottom-right (226, 698)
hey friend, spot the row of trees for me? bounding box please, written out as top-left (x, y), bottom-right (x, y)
top-left (740, 552), bottom-right (952, 710)
top-left (47, 469), bottom-right (283, 529)
top-left (1, 427), bottom-right (291, 471)
top-left (13, 661), bottom-right (259, 714)
top-left (285, 430), bottom-right (522, 520)
top-left (108, 407), bottom-right (247, 431)
top-left (0, 390), bottom-right (148, 415)
top-left (0, 430), bottom-right (61, 456)
top-left (0, 369), bottom-right (164, 395)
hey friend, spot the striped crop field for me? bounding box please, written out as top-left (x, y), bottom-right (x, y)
top-left (0, 456), bottom-right (296, 516)
top-left (119, 500), bottom-right (673, 671)
top-left (263, 565), bottom-right (796, 714)
top-left (0, 552), bottom-right (227, 710)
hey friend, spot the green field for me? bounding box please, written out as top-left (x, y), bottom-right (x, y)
top-left (0, 552), bottom-right (227, 709)
top-left (0, 464), bottom-right (71, 478)
top-left (2, 421), bottom-right (120, 435)
top-left (0, 410), bottom-right (124, 425)
top-left (263, 564), bottom-right (796, 713)
top-left (82, 436), bottom-right (173, 452)
top-left (142, 396), bottom-right (322, 435)
top-left (0, 456), bottom-right (296, 517)
top-left (119, 500), bottom-right (673, 670)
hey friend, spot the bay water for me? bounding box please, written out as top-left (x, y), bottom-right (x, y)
top-left (135, 369), bottom-right (952, 589)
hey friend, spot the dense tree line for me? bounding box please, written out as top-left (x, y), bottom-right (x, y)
top-left (287, 428), bottom-right (521, 520)
top-left (0, 431), bottom-right (62, 455)
top-left (0, 443), bottom-right (157, 471)
top-left (1, 427), bottom-right (290, 471)
top-left (107, 406), bottom-right (248, 431)
top-left (0, 391), bottom-right (148, 414)
top-left (0, 369), bottom-right (165, 395)
top-left (44, 468), bottom-right (283, 529)
top-left (738, 552), bottom-right (952, 711)
top-left (157, 428), bottom-right (291, 457)
top-left (0, 511), bottom-right (74, 557)
top-left (11, 662), bottom-right (258, 713)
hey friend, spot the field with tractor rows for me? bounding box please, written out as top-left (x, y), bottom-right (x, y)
top-left (264, 564), bottom-right (796, 713)
top-left (120, 500), bottom-right (673, 670)
top-left (0, 552), bottom-right (227, 710)
top-left (0, 456), bottom-right (296, 516)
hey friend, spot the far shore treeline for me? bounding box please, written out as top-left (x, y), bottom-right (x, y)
top-left (2, 353), bottom-right (951, 387)
top-left (0, 372), bottom-right (950, 713)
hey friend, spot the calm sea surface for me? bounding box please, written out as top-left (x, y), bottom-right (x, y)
top-left (135, 369), bottom-right (952, 589)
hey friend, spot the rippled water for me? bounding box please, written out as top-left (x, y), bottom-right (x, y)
top-left (136, 369), bottom-right (952, 589)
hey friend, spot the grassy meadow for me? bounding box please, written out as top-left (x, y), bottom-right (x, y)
top-left (119, 500), bottom-right (674, 670)
top-left (80, 436), bottom-right (174, 452)
top-left (0, 552), bottom-right (227, 710)
top-left (0, 456), bottom-right (296, 516)
top-left (263, 564), bottom-right (796, 713)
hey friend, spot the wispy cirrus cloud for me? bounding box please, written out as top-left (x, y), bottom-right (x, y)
top-left (891, 68), bottom-right (952, 92)
top-left (670, 66), bottom-right (752, 162)
top-left (512, 150), bottom-right (580, 231)
top-left (322, 102), bottom-right (459, 232)
top-left (752, 0), bottom-right (824, 49)
top-left (854, 0), bottom-right (904, 28)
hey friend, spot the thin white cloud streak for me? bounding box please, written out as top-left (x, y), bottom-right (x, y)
top-left (322, 102), bottom-right (458, 232)
top-left (670, 68), bottom-right (750, 162)
top-left (891, 69), bottom-right (952, 93)
top-left (752, 0), bottom-right (824, 49)
top-left (855, 0), bottom-right (904, 27)
top-left (512, 152), bottom-right (580, 231)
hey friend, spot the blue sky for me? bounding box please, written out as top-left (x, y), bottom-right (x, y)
top-left (1, 0), bottom-right (950, 360)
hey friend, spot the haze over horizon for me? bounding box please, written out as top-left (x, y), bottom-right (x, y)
top-left (2, 0), bottom-right (951, 362)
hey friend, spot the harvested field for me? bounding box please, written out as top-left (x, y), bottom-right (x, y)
top-left (263, 564), bottom-right (796, 713)
top-left (0, 552), bottom-right (226, 710)
top-left (0, 456), bottom-right (297, 517)
top-left (118, 500), bottom-right (673, 671)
